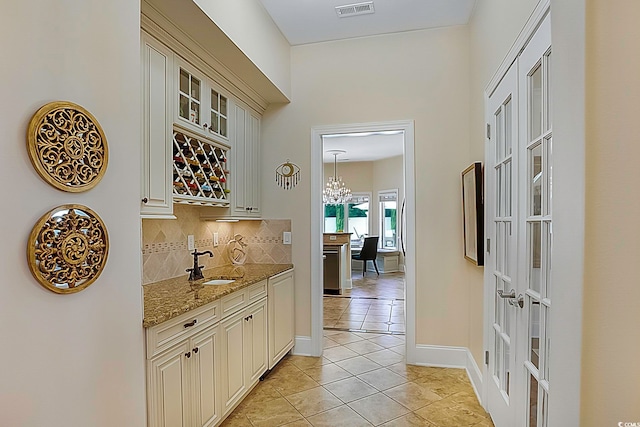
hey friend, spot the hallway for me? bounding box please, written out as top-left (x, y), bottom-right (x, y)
top-left (222, 330), bottom-right (493, 426)
top-left (324, 272), bottom-right (405, 333)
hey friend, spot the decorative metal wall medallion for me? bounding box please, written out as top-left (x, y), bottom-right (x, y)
top-left (275, 160), bottom-right (301, 190)
top-left (27, 204), bottom-right (109, 294)
top-left (27, 101), bottom-right (108, 192)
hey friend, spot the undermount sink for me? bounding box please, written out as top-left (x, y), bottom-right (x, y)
top-left (202, 279), bottom-right (235, 286)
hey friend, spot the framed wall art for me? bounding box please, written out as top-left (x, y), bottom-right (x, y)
top-left (462, 162), bottom-right (484, 266)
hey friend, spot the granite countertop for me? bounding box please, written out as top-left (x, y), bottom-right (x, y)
top-left (143, 263), bottom-right (293, 328)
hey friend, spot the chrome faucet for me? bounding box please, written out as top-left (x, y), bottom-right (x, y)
top-left (186, 249), bottom-right (214, 281)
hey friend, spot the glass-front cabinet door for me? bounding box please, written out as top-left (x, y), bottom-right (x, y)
top-left (175, 58), bottom-right (230, 142)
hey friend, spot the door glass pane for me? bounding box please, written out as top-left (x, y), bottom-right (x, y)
top-left (191, 77), bottom-right (200, 101)
top-left (503, 342), bottom-right (510, 396)
top-left (190, 101), bottom-right (200, 124)
top-left (505, 160), bottom-right (512, 216)
top-left (529, 299), bottom-right (540, 369)
top-left (505, 98), bottom-right (513, 156)
top-left (530, 144), bottom-right (543, 216)
top-left (543, 306), bottom-right (550, 381)
top-left (180, 95), bottom-right (188, 120)
top-left (496, 108), bottom-right (504, 161)
top-left (496, 167), bottom-right (503, 217)
top-left (504, 222), bottom-right (512, 278)
top-left (545, 138), bottom-right (553, 216)
top-left (545, 51), bottom-right (552, 131)
top-left (180, 69), bottom-right (189, 94)
top-left (496, 222), bottom-right (504, 274)
top-left (220, 117), bottom-right (227, 137)
top-left (503, 279), bottom-right (511, 337)
top-left (529, 64), bottom-right (543, 141)
top-left (529, 374), bottom-right (539, 427)
top-left (220, 96), bottom-right (228, 116)
top-left (529, 221), bottom-right (542, 293)
top-left (211, 89), bottom-right (219, 112)
top-left (544, 221), bottom-right (552, 298)
top-left (495, 331), bottom-right (503, 380)
top-left (211, 112), bottom-right (219, 133)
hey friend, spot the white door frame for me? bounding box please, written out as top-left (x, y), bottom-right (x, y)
top-left (310, 120), bottom-right (416, 359)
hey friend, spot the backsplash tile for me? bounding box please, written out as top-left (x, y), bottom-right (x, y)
top-left (141, 205), bottom-right (291, 284)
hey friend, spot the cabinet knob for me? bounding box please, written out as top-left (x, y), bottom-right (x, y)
top-left (185, 351), bottom-right (191, 358)
top-left (142, 198), bottom-right (148, 204)
top-left (193, 347), bottom-right (199, 354)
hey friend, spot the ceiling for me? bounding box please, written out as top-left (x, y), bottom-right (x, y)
top-left (322, 132), bottom-right (404, 163)
top-left (258, 0), bottom-right (476, 46)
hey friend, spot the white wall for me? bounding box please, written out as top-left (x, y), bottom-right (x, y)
top-left (0, 2), bottom-right (146, 426)
top-left (193, 0), bottom-right (291, 98)
top-left (467, 0), bottom-right (541, 366)
top-left (262, 26), bottom-right (472, 347)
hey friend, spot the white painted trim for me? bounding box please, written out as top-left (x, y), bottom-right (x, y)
top-left (412, 344), bottom-right (469, 368)
top-left (484, 0), bottom-right (551, 98)
top-left (411, 344), bottom-right (484, 407)
top-left (292, 336), bottom-right (312, 356)
top-left (311, 120), bottom-right (415, 359)
top-left (465, 349), bottom-right (484, 408)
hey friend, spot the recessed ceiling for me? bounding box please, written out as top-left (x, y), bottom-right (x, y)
top-left (258, 0), bottom-right (477, 46)
top-left (323, 132), bottom-right (403, 163)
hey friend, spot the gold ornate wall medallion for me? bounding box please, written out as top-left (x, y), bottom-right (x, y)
top-left (27, 204), bottom-right (109, 294)
top-left (27, 101), bottom-right (108, 192)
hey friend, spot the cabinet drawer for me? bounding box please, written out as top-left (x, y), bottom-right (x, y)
top-left (247, 280), bottom-right (267, 305)
top-left (146, 301), bottom-right (220, 359)
top-left (221, 289), bottom-right (248, 319)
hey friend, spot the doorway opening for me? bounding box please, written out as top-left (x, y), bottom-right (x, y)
top-left (310, 120), bottom-right (416, 361)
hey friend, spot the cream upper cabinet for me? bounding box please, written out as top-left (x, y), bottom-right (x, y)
top-left (175, 58), bottom-right (230, 144)
top-left (230, 103), bottom-right (261, 217)
top-left (141, 33), bottom-right (174, 218)
top-left (268, 269), bottom-right (295, 369)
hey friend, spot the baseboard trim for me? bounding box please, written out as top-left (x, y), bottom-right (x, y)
top-left (292, 336), bottom-right (312, 356)
top-left (411, 344), bottom-right (484, 405)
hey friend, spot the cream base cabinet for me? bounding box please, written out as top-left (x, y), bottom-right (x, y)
top-left (230, 103), bottom-right (261, 217)
top-left (141, 33), bottom-right (174, 218)
top-left (268, 269), bottom-right (295, 369)
top-left (220, 297), bottom-right (268, 416)
top-left (147, 323), bottom-right (221, 427)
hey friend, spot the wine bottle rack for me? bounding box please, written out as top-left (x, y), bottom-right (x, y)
top-left (172, 126), bottom-right (230, 206)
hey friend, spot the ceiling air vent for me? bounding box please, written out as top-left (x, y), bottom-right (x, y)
top-left (335, 1), bottom-right (375, 18)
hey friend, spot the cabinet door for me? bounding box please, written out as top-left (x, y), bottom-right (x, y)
top-left (245, 298), bottom-right (268, 385)
top-left (191, 325), bottom-right (221, 427)
top-left (175, 59), bottom-right (208, 136)
top-left (246, 112), bottom-right (261, 216)
top-left (230, 104), bottom-right (261, 217)
top-left (268, 270), bottom-right (295, 369)
top-left (141, 33), bottom-right (174, 217)
top-left (220, 311), bottom-right (247, 415)
top-left (231, 104), bottom-right (248, 216)
top-left (147, 341), bottom-right (191, 427)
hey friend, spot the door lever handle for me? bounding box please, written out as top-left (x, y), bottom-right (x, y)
top-left (497, 289), bottom-right (516, 299)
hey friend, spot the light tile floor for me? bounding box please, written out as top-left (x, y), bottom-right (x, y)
top-left (221, 330), bottom-right (494, 427)
top-left (324, 272), bottom-right (406, 333)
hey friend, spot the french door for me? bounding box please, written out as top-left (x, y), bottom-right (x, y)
top-left (485, 11), bottom-right (552, 427)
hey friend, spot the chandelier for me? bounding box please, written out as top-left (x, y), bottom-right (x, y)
top-left (323, 150), bottom-right (352, 205)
